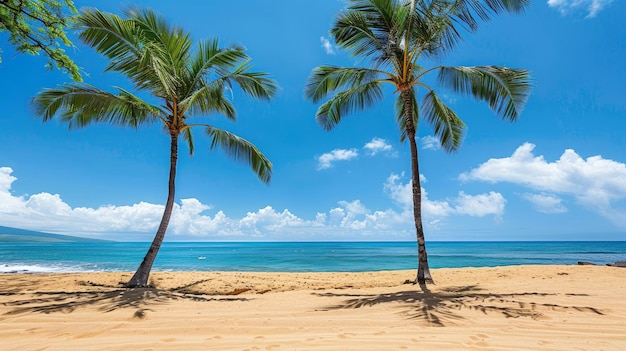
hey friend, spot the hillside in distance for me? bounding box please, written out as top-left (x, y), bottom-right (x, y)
top-left (0, 226), bottom-right (110, 242)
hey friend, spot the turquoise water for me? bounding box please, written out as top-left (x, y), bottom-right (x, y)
top-left (1, 241), bottom-right (625, 273)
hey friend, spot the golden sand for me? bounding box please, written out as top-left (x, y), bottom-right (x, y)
top-left (1, 265), bottom-right (625, 350)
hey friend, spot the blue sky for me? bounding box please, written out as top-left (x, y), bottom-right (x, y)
top-left (1, 0), bottom-right (625, 242)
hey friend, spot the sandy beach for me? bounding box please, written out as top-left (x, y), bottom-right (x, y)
top-left (1, 265), bottom-right (625, 350)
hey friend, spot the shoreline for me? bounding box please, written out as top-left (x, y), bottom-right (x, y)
top-left (4, 241), bottom-right (626, 274)
top-left (2, 265), bottom-right (626, 350)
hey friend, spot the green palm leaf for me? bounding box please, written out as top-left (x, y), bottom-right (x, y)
top-left (306, 0), bottom-right (532, 285)
top-left (305, 66), bottom-right (386, 102)
top-left (33, 83), bottom-right (160, 129)
top-left (206, 126), bottom-right (272, 184)
top-left (421, 89), bottom-right (466, 151)
top-left (35, 7), bottom-right (277, 287)
top-left (77, 9), bottom-right (145, 77)
top-left (228, 63), bottom-right (279, 101)
top-left (437, 65), bottom-right (531, 121)
top-left (181, 127), bottom-right (195, 155)
top-left (413, 0), bottom-right (530, 57)
top-left (179, 80), bottom-right (237, 121)
top-left (332, 0), bottom-right (410, 68)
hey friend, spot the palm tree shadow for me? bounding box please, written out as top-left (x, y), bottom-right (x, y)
top-left (317, 284), bottom-right (602, 327)
top-left (2, 281), bottom-right (249, 317)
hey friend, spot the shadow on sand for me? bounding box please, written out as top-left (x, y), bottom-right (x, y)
top-left (316, 284), bottom-right (603, 327)
top-left (1, 280), bottom-right (248, 317)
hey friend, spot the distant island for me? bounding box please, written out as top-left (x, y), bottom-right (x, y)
top-left (0, 226), bottom-right (110, 243)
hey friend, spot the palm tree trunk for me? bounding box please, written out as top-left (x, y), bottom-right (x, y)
top-left (401, 91), bottom-right (434, 285)
top-left (126, 132), bottom-right (179, 288)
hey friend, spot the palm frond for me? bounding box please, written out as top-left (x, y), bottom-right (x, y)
top-left (228, 61), bottom-right (279, 101)
top-left (192, 39), bottom-right (249, 76)
top-left (205, 126), bottom-right (272, 184)
top-left (421, 90), bottom-right (466, 152)
top-left (179, 80), bottom-right (237, 121)
top-left (33, 83), bottom-right (160, 129)
top-left (305, 66), bottom-right (386, 103)
top-left (437, 65), bottom-right (531, 121)
top-left (413, 0), bottom-right (530, 57)
top-left (129, 8), bottom-right (191, 97)
top-left (314, 80), bottom-right (384, 131)
top-left (77, 9), bottom-right (144, 75)
top-left (332, 0), bottom-right (409, 68)
top-left (181, 127), bottom-right (195, 155)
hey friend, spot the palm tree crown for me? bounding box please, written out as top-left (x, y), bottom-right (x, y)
top-left (33, 8), bottom-right (278, 287)
top-left (306, 0), bottom-right (532, 283)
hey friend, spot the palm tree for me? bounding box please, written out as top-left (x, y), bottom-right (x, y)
top-left (305, 0), bottom-right (532, 284)
top-left (33, 8), bottom-right (278, 287)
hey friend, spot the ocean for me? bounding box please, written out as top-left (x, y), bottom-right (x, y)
top-left (1, 241), bottom-right (626, 274)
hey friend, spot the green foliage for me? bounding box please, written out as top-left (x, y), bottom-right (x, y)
top-left (206, 127), bottom-right (273, 184)
top-left (0, 0), bottom-right (81, 81)
top-left (306, 0), bottom-right (533, 152)
top-left (306, 0), bottom-right (533, 283)
top-left (33, 7), bottom-right (277, 183)
top-left (306, 66), bottom-right (386, 131)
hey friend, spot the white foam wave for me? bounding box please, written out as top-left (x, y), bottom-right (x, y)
top-left (0, 263), bottom-right (98, 273)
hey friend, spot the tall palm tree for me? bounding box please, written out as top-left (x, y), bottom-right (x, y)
top-left (33, 8), bottom-right (278, 287)
top-left (305, 0), bottom-right (532, 284)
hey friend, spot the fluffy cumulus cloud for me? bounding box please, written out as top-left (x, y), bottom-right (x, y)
top-left (547, 0), bottom-right (614, 18)
top-left (320, 36), bottom-right (335, 55)
top-left (421, 136), bottom-right (441, 151)
top-left (364, 137), bottom-right (395, 156)
top-left (1, 166), bottom-right (508, 241)
top-left (454, 192), bottom-right (506, 217)
top-left (316, 148), bottom-right (359, 170)
top-left (318, 137), bottom-right (397, 170)
top-left (384, 172), bottom-right (506, 218)
top-left (0, 166), bottom-right (411, 240)
top-left (460, 143), bottom-right (626, 226)
top-left (0, 169), bottom-right (162, 236)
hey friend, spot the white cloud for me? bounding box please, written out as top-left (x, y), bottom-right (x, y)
top-left (522, 193), bottom-right (568, 214)
top-left (460, 142), bottom-right (626, 226)
top-left (0, 166), bottom-right (506, 241)
top-left (454, 191), bottom-right (506, 217)
top-left (239, 206), bottom-right (309, 235)
top-left (320, 36), bottom-right (335, 55)
top-left (0, 167), bottom-right (23, 211)
top-left (318, 137), bottom-right (395, 171)
top-left (2, 166), bottom-right (405, 240)
top-left (421, 136), bottom-right (441, 150)
top-left (384, 173), bottom-right (414, 208)
top-left (338, 199), bottom-right (370, 215)
top-left (327, 199), bottom-right (409, 232)
top-left (384, 172), bottom-right (505, 218)
top-left (547, 0), bottom-right (614, 18)
top-left (364, 137), bottom-right (395, 156)
top-left (316, 148), bottom-right (358, 170)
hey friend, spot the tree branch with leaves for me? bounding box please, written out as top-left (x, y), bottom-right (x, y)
top-left (0, 0), bottom-right (81, 80)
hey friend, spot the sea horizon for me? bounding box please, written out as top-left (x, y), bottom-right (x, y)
top-left (2, 240), bottom-right (626, 274)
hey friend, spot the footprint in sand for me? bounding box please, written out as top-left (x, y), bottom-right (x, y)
top-left (468, 333), bottom-right (490, 347)
top-left (337, 332), bottom-right (357, 339)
